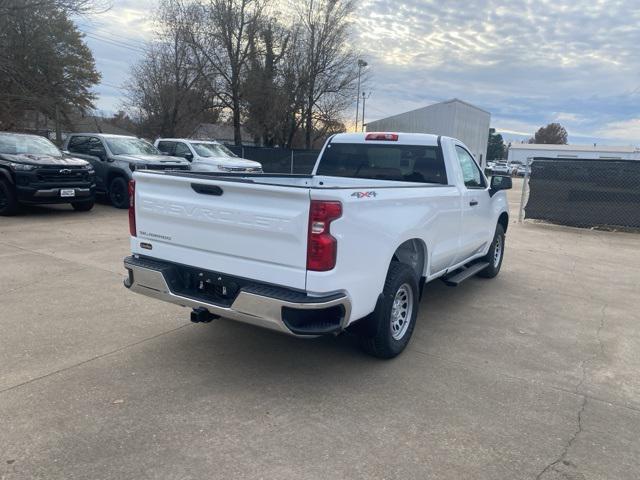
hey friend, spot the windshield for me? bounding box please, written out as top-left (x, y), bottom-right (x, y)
top-left (0, 133), bottom-right (62, 157)
top-left (190, 142), bottom-right (237, 158)
top-left (105, 137), bottom-right (160, 156)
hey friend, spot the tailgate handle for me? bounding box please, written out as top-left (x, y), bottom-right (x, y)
top-left (191, 184), bottom-right (223, 196)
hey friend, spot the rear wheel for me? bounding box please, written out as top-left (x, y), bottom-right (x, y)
top-left (477, 224), bottom-right (505, 278)
top-left (358, 262), bottom-right (419, 359)
top-left (108, 177), bottom-right (129, 209)
top-left (0, 178), bottom-right (19, 216)
top-left (71, 199), bottom-right (95, 212)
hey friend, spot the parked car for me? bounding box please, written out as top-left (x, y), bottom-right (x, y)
top-left (124, 132), bottom-right (511, 359)
top-left (63, 134), bottom-right (190, 208)
top-left (491, 161), bottom-right (511, 175)
top-left (0, 132), bottom-right (96, 216)
top-left (154, 138), bottom-right (262, 173)
top-left (515, 164), bottom-right (529, 177)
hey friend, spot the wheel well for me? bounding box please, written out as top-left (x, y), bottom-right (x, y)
top-left (391, 239), bottom-right (427, 279)
top-left (498, 212), bottom-right (509, 233)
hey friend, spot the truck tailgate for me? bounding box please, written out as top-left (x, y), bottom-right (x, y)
top-left (132, 172), bottom-right (310, 289)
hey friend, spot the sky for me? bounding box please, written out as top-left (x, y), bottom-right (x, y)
top-left (81, 0), bottom-right (640, 146)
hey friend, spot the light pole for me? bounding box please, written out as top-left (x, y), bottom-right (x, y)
top-left (355, 59), bottom-right (367, 131)
top-left (361, 91), bottom-right (371, 132)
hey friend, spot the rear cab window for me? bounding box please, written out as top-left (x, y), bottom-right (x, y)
top-left (316, 143), bottom-right (448, 184)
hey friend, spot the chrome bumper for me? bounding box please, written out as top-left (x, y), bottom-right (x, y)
top-left (123, 257), bottom-right (351, 336)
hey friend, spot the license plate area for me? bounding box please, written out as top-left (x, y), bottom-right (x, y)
top-left (166, 265), bottom-right (241, 307)
top-left (60, 189), bottom-right (76, 197)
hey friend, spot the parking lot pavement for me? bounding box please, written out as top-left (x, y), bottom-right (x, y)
top-left (1, 199), bottom-right (639, 480)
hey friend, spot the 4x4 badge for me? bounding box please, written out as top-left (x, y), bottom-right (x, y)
top-left (351, 191), bottom-right (377, 199)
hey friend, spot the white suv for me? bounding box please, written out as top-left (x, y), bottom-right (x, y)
top-left (154, 138), bottom-right (262, 173)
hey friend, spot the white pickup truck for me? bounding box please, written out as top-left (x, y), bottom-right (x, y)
top-left (124, 133), bottom-right (512, 358)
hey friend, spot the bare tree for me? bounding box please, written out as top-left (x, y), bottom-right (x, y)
top-left (185, 0), bottom-right (265, 145)
top-left (294, 0), bottom-right (359, 148)
top-left (243, 17), bottom-right (292, 146)
top-left (124, 0), bottom-right (220, 138)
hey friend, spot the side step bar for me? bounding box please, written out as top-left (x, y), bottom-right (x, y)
top-left (442, 262), bottom-right (490, 287)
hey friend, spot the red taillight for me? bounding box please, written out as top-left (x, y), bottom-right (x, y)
top-left (128, 179), bottom-right (136, 236)
top-left (365, 132), bottom-right (399, 141)
top-left (307, 200), bottom-right (342, 271)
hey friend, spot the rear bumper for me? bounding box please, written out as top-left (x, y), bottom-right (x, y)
top-left (123, 256), bottom-right (351, 336)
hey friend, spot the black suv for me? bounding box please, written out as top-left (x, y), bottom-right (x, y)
top-left (63, 133), bottom-right (190, 208)
top-left (0, 132), bottom-right (96, 216)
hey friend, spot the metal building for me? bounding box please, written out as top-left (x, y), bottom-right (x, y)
top-left (365, 98), bottom-right (491, 167)
top-left (508, 143), bottom-right (640, 163)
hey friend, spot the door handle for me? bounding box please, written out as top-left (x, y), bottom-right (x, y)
top-left (191, 184), bottom-right (223, 196)
top-left (469, 200), bottom-right (478, 206)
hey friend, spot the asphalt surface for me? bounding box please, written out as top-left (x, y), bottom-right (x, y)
top-left (1, 182), bottom-right (639, 480)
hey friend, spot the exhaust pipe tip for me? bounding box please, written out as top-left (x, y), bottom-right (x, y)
top-left (190, 307), bottom-right (219, 323)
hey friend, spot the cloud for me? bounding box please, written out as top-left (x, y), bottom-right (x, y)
top-left (84, 0), bottom-right (640, 146)
top-left (354, 0), bottom-right (640, 145)
top-left (597, 118), bottom-right (640, 142)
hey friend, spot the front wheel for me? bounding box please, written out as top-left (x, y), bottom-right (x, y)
top-left (358, 262), bottom-right (419, 359)
top-left (477, 224), bottom-right (505, 278)
top-left (108, 177), bottom-right (129, 209)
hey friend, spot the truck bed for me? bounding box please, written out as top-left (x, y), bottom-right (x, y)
top-left (130, 170), bottom-right (452, 293)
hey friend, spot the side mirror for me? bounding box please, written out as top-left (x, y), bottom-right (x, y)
top-left (184, 153), bottom-right (194, 161)
top-left (490, 175), bottom-right (512, 195)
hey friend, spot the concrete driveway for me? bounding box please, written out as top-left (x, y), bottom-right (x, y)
top-left (1, 189), bottom-right (639, 479)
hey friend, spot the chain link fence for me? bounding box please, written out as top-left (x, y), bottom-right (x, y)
top-left (227, 146), bottom-right (320, 174)
top-left (519, 157), bottom-right (640, 229)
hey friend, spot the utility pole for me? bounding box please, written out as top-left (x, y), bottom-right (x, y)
top-left (354, 59), bottom-right (367, 131)
top-left (361, 92), bottom-right (371, 132)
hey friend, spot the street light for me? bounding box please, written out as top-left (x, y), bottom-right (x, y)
top-left (355, 59), bottom-right (367, 131)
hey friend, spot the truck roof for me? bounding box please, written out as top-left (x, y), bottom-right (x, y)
top-left (331, 132), bottom-right (440, 146)
top-left (156, 138), bottom-right (221, 145)
top-left (68, 133), bottom-right (136, 139)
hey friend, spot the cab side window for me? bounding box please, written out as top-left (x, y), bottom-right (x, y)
top-left (157, 141), bottom-right (175, 155)
top-left (455, 146), bottom-right (485, 188)
top-left (174, 142), bottom-right (192, 159)
top-left (67, 136), bottom-right (90, 153)
top-left (88, 137), bottom-right (105, 155)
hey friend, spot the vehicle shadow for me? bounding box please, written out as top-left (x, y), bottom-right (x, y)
top-left (140, 277), bottom-right (471, 393)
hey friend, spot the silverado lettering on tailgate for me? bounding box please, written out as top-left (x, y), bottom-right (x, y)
top-left (140, 198), bottom-right (293, 232)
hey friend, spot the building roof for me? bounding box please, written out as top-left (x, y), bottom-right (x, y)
top-left (509, 143), bottom-right (639, 153)
top-left (369, 98), bottom-right (491, 126)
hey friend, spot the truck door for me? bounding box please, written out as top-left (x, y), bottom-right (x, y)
top-left (453, 144), bottom-right (493, 263)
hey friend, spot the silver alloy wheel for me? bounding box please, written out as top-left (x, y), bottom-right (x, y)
top-left (493, 235), bottom-right (503, 267)
top-left (390, 283), bottom-right (413, 340)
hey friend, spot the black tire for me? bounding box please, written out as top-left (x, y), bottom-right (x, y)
top-left (358, 262), bottom-right (419, 359)
top-left (108, 177), bottom-right (129, 209)
top-left (477, 224), bottom-right (505, 278)
top-left (71, 199), bottom-right (95, 212)
top-left (0, 178), bottom-right (19, 216)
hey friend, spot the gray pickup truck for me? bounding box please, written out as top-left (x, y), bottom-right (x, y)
top-left (63, 133), bottom-right (190, 208)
